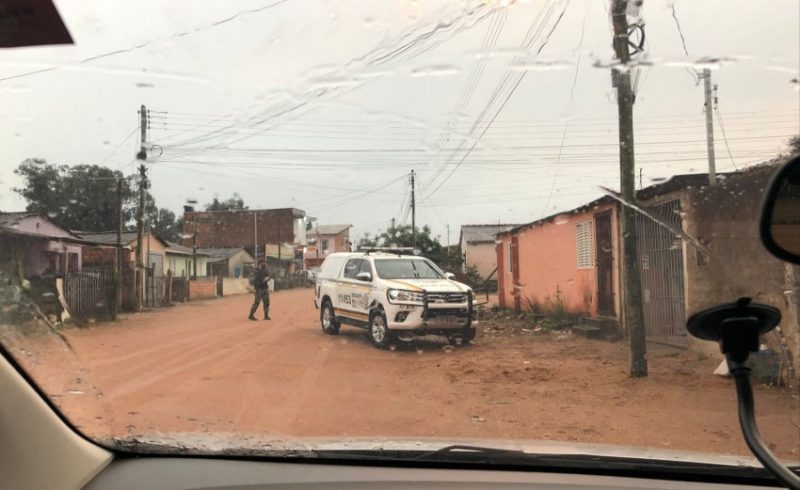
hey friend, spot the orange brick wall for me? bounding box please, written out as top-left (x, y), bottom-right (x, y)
top-left (189, 277), bottom-right (217, 300)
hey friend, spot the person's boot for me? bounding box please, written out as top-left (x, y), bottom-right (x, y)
top-left (248, 315), bottom-right (257, 321)
top-left (264, 310), bottom-right (271, 320)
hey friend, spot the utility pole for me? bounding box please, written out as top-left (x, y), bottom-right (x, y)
top-left (611, 0), bottom-right (647, 377)
top-left (115, 177), bottom-right (123, 316)
top-left (446, 224), bottom-right (450, 270)
top-left (135, 104), bottom-right (148, 311)
top-left (702, 68), bottom-right (717, 185)
top-left (192, 215), bottom-right (198, 280)
top-left (410, 170), bottom-right (416, 250)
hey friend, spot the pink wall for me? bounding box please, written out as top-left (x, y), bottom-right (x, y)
top-left (11, 216), bottom-right (74, 238)
top-left (25, 241), bottom-right (82, 276)
top-left (497, 202), bottom-right (619, 318)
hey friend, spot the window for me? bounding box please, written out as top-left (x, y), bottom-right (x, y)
top-left (321, 239), bottom-right (329, 251)
top-left (374, 259), bottom-right (443, 279)
top-left (343, 258), bottom-right (362, 279)
top-left (576, 220), bottom-right (594, 269)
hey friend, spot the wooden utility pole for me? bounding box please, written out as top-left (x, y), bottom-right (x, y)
top-left (410, 170), bottom-right (416, 250)
top-left (611, 0), bottom-right (647, 377)
top-left (446, 224), bottom-right (450, 270)
top-left (135, 104), bottom-right (148, 311)
top-left (253, 211), bottom-right (258, 264)
top-left (702, 68), bottom-right (717, 185)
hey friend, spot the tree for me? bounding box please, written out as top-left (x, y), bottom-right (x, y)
top-left (14, 159), bottom-right (137, 232)
top-left (205, 193), bottom-right (248, 211)
top-left (789, 135), bottom-right (800, 155)
top-left (357, 224), bottom-right (459, 270)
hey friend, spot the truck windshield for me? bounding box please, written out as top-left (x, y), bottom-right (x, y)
top-left (375, 259), bottom-right (443, 280)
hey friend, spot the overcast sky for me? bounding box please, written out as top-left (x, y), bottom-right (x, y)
top-left (1, 0), bottom-right (798, 244)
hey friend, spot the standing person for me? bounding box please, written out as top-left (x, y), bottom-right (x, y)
top-left (248, 261), bottom-right (271, 321)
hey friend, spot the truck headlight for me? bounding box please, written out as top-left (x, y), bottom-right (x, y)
top-left (387, 288), bottom-right (424, 304)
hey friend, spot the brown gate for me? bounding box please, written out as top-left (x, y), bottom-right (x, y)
top-left (595, 211), bottom-right (615, 316)
top-left (636, 199), bottom-right (687, 346)
top-left (64, 266), bottom-right (115, 320)
top-left (511, 236), bottom-right (521, 312)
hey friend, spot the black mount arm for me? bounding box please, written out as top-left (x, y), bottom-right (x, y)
top-left (687, 298), bottom-right (800, 489)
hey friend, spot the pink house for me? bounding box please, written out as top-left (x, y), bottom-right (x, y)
top-left (0, 212), bottom-right (83, 276)
top-left (496, 198), bottom-right (621, 325)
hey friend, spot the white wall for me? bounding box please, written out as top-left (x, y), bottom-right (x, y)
top-left (464, 243), bottom-right (500, 280)
top-left (222, 277), bottom-right (250, 295)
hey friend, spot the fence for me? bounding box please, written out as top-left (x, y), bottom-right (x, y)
top-left (171, 277), bottom-right (189, 303)
top-left (63, 266), bottom-right (115, 321)
top-left (636, 199), bottom-right (688, 347)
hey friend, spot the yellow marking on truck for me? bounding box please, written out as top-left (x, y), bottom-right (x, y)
top-left (390, 281), bottom-right (424, 292)
top-left (335, 308), bottom-right (369, 319)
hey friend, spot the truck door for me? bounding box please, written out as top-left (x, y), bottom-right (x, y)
top-left (338, 258), bottom-right (372, 325)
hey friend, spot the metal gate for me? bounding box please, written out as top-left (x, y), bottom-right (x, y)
top-left (64, 267), bottom-right (115, 320)
top-left (595, 211), bottom-right (615, 317)
top-left (635, 199), bottom-right (687, 346)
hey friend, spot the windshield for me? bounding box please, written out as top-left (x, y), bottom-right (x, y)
top-left (375, 258), bottom-right (444, 280)
top-left (0, 0), bottom-right (798, 474)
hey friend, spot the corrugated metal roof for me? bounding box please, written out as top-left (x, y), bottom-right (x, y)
top-left (79, 232), bottom-right (139, 244)
top-left (80, 231), bottom-right (171, 249)
top-left (314, 224), bottom-right (352, 235)
top-left (197, 247), bottom-right (253, 260)
top-left (0, 212), bottom-right (37, 226)
top-left (460, 224), bottom-right (520, 244)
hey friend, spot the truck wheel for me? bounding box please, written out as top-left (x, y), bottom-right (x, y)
top-left (369, 309), bottom-right (392, 349)
top-left (320, 300), bottom-right (340, 335)
top-left (448, 327), bottom-right (476, 347)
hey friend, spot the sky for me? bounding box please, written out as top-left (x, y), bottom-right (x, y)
top-left (1, 0), bottom-right (798, 245)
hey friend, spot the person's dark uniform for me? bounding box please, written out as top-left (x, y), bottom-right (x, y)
top-left (248, 263), bottom-right (271, 321)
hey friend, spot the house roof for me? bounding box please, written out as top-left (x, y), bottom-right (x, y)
top-left (0, 212), bottom-right (38, 227)
top-left (0, 212), bottom-right (84, 241)
top-left (496, 169), bottom-right (761, 238)
top-left (460, 224), bottom-right (520, 244)
top-left (165, 241), bottom-right (210, 256)
top-left (79, 231), bottom-right (170, 249)
top-left (197, 247), bottom-right (254, 260)
top-left (499, 196), bottom-right (614, 237)
top-left (314, 224), bottom-right (352, 235)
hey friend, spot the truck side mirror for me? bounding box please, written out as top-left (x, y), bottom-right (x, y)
top-left (445, 272), bottom-right (456, 280)
top-left (760, 154), bottom-right (800, 264)
top-left (356, 271), bottom-right (372, 282)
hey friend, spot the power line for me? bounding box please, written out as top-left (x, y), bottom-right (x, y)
top-left (0, 1), bottom-right (290, 84)
top-left (98, 126), bottom-right (139, 168)
top-left (714, 104), bottom-right (739, 170)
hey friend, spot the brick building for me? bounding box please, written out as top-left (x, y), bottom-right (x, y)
top-left (183, 208), bottom-right (309, 262)
top-left (308, 224), bottom-right (352, 256)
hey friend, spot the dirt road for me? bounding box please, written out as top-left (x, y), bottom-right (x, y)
top-left (9, 288), bottom-right (800, 459)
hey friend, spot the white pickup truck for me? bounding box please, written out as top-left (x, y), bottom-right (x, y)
top-left (313, 251), bottom-right (478, 349)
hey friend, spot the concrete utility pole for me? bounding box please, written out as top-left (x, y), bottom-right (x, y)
top-left (115, 178), bottom-right (123, 312)
top-left (611, 0), bottom-right (647, 377)
top-left (410, 170), bottom-right (416, 250)
top-left (192, 216), bottom-right (198, 280)
top-left (702, 68), bottom-right (717, 185)
top-left (135, 104), bottom-right (148, 311)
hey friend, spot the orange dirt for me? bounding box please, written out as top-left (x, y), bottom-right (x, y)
top-left (6, 288), bottom-right (799, 459)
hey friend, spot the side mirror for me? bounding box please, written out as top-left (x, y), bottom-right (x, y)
top-left (760, 155), bottom-right (800, 264)
top-left (445, 272), bottom-right (456, 280)
top-left (356, 271), bottom-right (372, 282)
